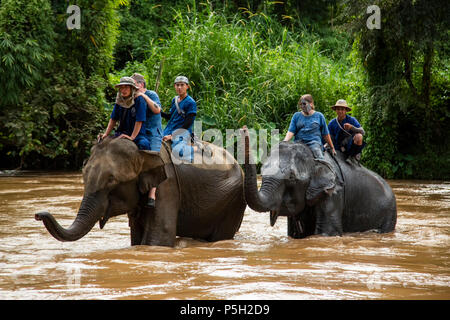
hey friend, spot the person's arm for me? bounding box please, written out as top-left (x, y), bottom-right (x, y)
top-left (319, 114), bottom-right (336, 155)
top-left (137, 91), bottom-right (161, 114)
top-left (181, 113), bottom-right (195, 130)
top-left (349, 125), bottom-right (365, 135)
top-left (323, 134), bottom-right (336, 155)
top-left (130, 121), bottom-right (143, 140)
top-left (161, 110), bottom-right (171, 120)
top-left (118, 121), bottom-right (143, 141)
top-left (100, 119), bottom-right (117, 139)
top-left (283, 131), bottom-right (295, 142)
top-left (343, 117), bottom-right (365, 135)
top-left (284, 113), bottom-right (298, 142)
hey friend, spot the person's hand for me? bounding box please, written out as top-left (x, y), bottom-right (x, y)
top-left (343, 123), bottom-right (353, 131)
top-left (97, 133), bottom-right (108, 142)
top-left (135, 91), bottom-right (143, 97)
top-left (118, 134), bottom-right (133, 140)
top-left (163, 135), bottom-right (172, 142)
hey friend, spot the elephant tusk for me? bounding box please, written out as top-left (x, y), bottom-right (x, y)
top-left (270, 210), bottom-right (279, 227)
top-left (296, 219), bottom-right (304, 234)
top-left (99, 198), bottom-right (113, 230)
top-left (99, 215), bottom-right (109, 230)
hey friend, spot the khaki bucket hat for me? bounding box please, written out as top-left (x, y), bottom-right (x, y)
top-left (115, 76), bottom-right (139, 89)
top-left (332, 99), bottom-right (352, 111)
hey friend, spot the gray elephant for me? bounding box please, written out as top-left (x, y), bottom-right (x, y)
top-left (35, 137), bottom-right (246, 247)
top-left (241, 127), bottom-right (397, 237)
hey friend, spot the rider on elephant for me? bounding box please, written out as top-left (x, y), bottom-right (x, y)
top-left (131, 73), bottom-right (163, 208)
top-left (283, 94), bottom-right (336, 159)
top-left (328, 99), bottom-right (366, 163)
top-left (99, 76), bottom-right (150, 150)
top-left (98, 77), bottom-right (157, 207)
top-left (131, 73), bottom-right (163, 152)
top-left (161, 76), bottom-right (198, 162)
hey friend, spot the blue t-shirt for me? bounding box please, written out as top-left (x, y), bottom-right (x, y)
top-left (110, 96), bottom-right (147, 137)
top-left (328, 115), bottom-right (361, 148)
top-left (144, 90), bottom-right (162, 137)
top-left (163, 95), bottom-right (197, 136)
top-left (288, 111), bottom-right (329, 146)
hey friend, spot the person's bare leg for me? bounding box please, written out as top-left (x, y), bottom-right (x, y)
top-left (146, 188), bottom-right (156, 208)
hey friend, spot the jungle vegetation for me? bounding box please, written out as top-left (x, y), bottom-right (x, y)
top-left (0, 0), bottom-right (448, 179)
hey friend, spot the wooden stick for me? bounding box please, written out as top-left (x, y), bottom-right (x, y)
top-left (155, 57), bottom-right (165, 93)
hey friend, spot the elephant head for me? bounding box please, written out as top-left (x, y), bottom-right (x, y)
top-left (242, 127), bottom-right (338, 227)
top-left (35, 137), bottom-right (166, 242)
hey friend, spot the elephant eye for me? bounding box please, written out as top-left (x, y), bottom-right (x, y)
top-left (107, 175), bottom-right (117, 184)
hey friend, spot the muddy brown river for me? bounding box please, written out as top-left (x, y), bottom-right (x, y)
top-left (0, 172), bottom-right (448, 300)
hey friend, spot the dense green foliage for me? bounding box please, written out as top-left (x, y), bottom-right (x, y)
top-left (0, 0), bottom-right (121, 168)
top-left (340, 0), bottom-right (450, 178)
top-left (0, 0), bottom-right (448, 179)
top-left (142, 4), bottom-right (354, 132)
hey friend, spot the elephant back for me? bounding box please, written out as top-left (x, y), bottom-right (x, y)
top-left (327, 151), bottom-right (397, 232)
top-left (173, 142), bottom-right (245, 234)
top-left (159, 141), bottom-right (175, 165)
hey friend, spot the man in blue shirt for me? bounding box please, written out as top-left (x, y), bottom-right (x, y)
top-left (283, 94), bottom-right (336, 159)
top-left (131, 73), bottom-right (163, 152)
top-left (161, 76), bottom-right (197, 162)
top-left (99, 77), bottom-right (150, 151)
top-left (328, 99), bottom-right (365, 162)
top-left (131, 73), bottom-right (163, 208)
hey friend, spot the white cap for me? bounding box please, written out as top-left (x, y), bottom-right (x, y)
top-left (174, 76), bottom-right (189, 84)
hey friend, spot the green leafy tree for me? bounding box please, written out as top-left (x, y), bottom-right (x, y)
top-left (0, 0), bottom-right (122, 169)
top-left (0, 0), bottom-right (56, 168)
top-left (340, 0), bottom-right (450, 178)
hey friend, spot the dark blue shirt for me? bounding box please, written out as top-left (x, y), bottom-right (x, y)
top-left (288, 111), bottom-right (329, 146)
top-left (163, 95), bottom-right (197, 136)
top-left (110, 96), bottom-right (147, 137)
top-left (144, 90), bottom-right (162, 138)
top-left (328, 115), bottom-right (361, 149)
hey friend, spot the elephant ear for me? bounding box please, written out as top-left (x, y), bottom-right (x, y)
top-left (138, 150), bottom-right (167, 194)
top-left (306, 159), bottom-right (337, 206)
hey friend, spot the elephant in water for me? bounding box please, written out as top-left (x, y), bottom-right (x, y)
top-left (36, 137), bottom-right (246, 247)
top-left (241, 127), bottom-right (397, 238)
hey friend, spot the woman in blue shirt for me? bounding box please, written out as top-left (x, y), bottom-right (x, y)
top-left (283, 94), bottom-right (336, 159)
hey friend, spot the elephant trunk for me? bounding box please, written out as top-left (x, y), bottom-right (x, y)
top-left (243, 128), bottom-right (282, 212)
top-left (35, 192), bottom-right (107, 242)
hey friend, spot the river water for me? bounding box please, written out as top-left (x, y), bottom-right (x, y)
top-left (0, 172), bottom-right (448, 300)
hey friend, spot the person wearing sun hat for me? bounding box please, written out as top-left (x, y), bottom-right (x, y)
top-left (98, 76), bottom-right (151, 151)
top-left (328, 99), bottom-right (366, 162)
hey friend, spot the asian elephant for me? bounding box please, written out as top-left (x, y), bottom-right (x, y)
top-left (35, 137), bottom-right (246, 247)
top-left (241, 127), bottom-right (397, 238)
